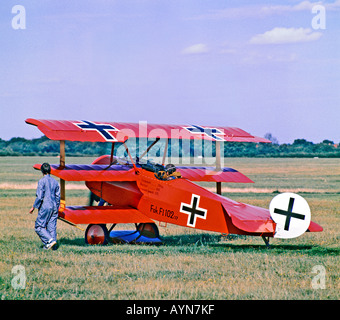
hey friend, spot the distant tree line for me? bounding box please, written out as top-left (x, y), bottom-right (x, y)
top-left (221, 139), bottom-right (339, 158)
top-left (0, 136), bottom-right (109, 157)
top-left (0, 135), bottom-right (339, 158)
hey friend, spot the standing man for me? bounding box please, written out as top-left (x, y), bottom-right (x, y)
top-left (29, 163), bottom-right (60, 250)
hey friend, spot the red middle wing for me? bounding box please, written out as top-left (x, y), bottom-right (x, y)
top-left (33, 163), bottom-right (137, 182)
top-left (177, 166), bottom-right (253, 183)
top-left (33, 162), bottom-right (252, 184)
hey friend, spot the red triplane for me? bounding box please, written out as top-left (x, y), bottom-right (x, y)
top-left (26, 119), bottom-right (322, 246)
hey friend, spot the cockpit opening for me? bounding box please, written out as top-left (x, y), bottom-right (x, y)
top-left (140, 160), bottom-right (182, 181)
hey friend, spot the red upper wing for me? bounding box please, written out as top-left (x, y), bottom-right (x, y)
top-left (25, 118), bottom-right (271, 143)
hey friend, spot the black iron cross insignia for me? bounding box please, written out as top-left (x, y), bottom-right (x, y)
top-left (180, 194), bottom-right (207, 227)
top-left (73, 120), bottom-right (119, 141)
top-left (183, 125), bottom-right (226, 141)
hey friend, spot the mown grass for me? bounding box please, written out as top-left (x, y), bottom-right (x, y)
top-left (0, 157), bottom-right (339, 300)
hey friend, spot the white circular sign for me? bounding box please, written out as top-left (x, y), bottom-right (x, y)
top-left (269, 193), bottom-right (311, 239)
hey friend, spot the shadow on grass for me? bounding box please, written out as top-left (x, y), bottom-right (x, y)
top-left (58, 237), bottom-right (87, 247)
top-left (162, 233), bottom-right (231, 246)
top-left (57, 234), bottom-right (339, 256)
top-left (57, 234), bottom-right (223, 248)
top-left (162, 234), bottom-right (339, 255)
top-left (210, 241), bottom-right (340, 256)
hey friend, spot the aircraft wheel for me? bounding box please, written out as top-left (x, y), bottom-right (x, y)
top-left (137, 223), bottom-right (160, 238)
top-left (85, 224), bottom-right (109, 245)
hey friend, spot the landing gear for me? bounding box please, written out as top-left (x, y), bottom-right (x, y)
top-left (137, 223), bottom-right (160, 238)
top-left (85, 224), bottom-right (109, 245)
top-left (262, 236), bottom-right (271, 248)
top-left (84, 222), bottom-right (160, 245)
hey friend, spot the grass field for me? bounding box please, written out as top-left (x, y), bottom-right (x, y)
top-left (0, 157), bottom-right (339, 300)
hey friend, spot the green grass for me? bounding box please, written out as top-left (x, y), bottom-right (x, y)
top-left (0, 157), bottom-right (339, 300)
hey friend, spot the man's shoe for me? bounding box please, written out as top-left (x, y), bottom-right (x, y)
top-left (44, 240), bottom-right (57, 250)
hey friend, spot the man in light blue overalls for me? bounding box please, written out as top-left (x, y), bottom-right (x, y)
top-left (29, 163), bottom-right (60, 250)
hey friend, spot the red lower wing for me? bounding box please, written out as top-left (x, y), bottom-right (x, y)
top-left (59, 206), bottom-right (154, 225)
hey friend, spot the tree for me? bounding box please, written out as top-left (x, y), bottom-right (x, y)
top-left (293, 139), bottom-right (313, 146)
top-left (264, 133), bottom-right (279, 145)
top-left (322, 139), bottom-right (334, 145)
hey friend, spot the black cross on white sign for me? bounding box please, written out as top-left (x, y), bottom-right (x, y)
top-left (180, 194), bottom-right (207, 227)
top-left (269, 192), bottom-right (311, 239)
top-left (273, 197), bottom-right (305, 231)
top-left (183, 125), bottom-right (226, 141)
top-left (73, 120), bottom-right (119, 141)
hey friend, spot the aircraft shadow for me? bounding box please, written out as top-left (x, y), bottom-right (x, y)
top-left (212, 243), bottom-right (339, 255)
top-left (57, 235), bottom-right (338, 255)
top-left (161, 233), bottom-right (228, 246)
top-left (159, 234), bottom-right (339, 255)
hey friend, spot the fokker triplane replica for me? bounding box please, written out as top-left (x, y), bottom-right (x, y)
top-left (25, 119), bottom-right (322, 246)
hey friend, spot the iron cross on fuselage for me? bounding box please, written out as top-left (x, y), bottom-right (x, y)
top-left (180, 194), bottom-right (207, 227)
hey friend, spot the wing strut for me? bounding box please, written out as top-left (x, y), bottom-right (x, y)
top-left (58, 216), bottom-right (85, 231)
top-left (123, 142), bottom-right (139, 173)
top-left (110, 142), bottom-right (115, 163)
top-left (216, 141), bottom-right (222, 195)
top-left (162, 138), bottom-right (169, 165)
top-left (262, 236), bottom-right (271, 248)
top-left (59, 140), bottom-right (66, 212)
top-left (139, 137), bottom-right (160, 160)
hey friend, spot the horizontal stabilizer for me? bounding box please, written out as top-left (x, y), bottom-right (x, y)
top-left (221, 198), bottom-right (323, 235)
top-left (307, 220), bottom-right (323, 232)
top-left (221, 199), bottom-right (276, 234)
top-left (59, 206), bottom-right (154, 225)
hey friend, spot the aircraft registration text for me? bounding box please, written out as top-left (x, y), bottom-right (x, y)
top-left (150, 204), bottom-right (178, 220)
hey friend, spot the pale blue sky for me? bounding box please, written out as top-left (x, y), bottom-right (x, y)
top-left (0, 0), bottom-right (339, 143)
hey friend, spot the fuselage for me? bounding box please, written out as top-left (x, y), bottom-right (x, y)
top-left (85, 167), bottom-right (269, 236)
